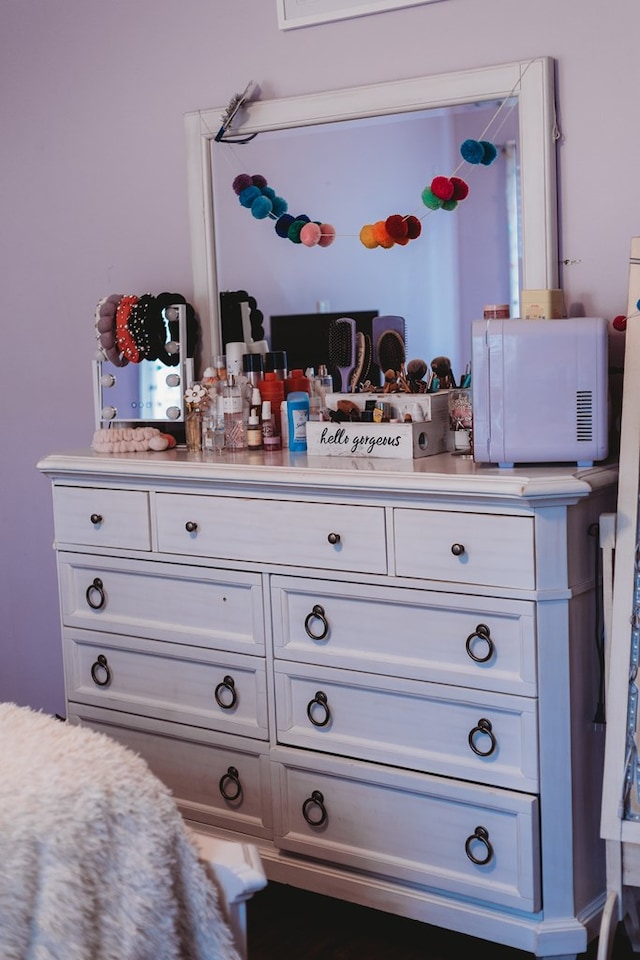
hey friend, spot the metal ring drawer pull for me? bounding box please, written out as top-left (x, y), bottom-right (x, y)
top-left (214, 675), bottom-right (238, 709)
top-left (307, 691), bottom-right (331, 727)
top-left (327, 532), bottom-right (341, 545)
top-left (302, 790), bottom-right (327, 827)
top-left (185, 521), bottom-right (198, 533)
top-left (465, 825), bottom-right (494, 865)
top-left (451, 542), bottom-right (465, 556)
top-left (90, 653), bottom-right (111, 687)
top-left (468, 718), bottom-right (497, 757)
top-left (85, 577), bottom-right (106, 610)
top-left (90, 513), bottom-right (103, 526)
top-left (304, 604), bottom-right (329, 641)
top-left (219, 765), bottom-right (242, 802)
top-left (465, 624), bottom-right (494, 663)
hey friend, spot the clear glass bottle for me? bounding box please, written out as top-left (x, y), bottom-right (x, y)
top-left (223, 375), bottom-right (246, 450)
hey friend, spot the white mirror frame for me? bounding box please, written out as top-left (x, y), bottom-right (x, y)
top-left (185, 57), bottom-right (558, 361)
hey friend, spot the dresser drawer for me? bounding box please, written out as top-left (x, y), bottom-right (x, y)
top-left (53, 485), bottom-right (151, 550)
top-left (394, 508), bottom-right (535, 589)
top-left (64, 630), bottom-right (268, 740)
top-left (272, 749), bottom-right (540, 912)
top-left (155, 493), bottom-right (387, 574)
top-left (58, 553), bottom-right (265, 654)
top-left (68, 704), bottom-right (273, 840)
top-left (274, 662), bottom-right (538, 791)
top-left (272, 576), bottom-right (536, 696)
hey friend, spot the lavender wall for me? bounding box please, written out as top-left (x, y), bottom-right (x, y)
top-left (1, 0), bottom-right (637, 715)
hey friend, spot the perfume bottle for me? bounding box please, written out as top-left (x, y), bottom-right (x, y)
top-left (223, 375), bottom-right (245, 450)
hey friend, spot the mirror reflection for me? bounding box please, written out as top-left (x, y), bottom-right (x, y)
top-left (212, 100), bottom-right (519, 380)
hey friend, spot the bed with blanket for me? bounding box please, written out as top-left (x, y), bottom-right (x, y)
top-left (0, 702), bottom-right (243, 960)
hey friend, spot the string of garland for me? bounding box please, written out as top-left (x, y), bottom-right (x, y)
top-left (231, 136), bottom-right (498, 251)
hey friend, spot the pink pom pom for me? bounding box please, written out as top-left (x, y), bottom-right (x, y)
top-left (317, 223), bottom-right (336, 247)
top-left (431, 176), bottom-right (454, 201)
top-left (300, 222), bottom-right (322, 246)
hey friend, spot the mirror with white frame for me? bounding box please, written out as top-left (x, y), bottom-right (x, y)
top-left (185, 58), bottom-right (558, 380)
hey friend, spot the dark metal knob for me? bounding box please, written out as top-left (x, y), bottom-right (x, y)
top-left (219, 765), bottom-right (242, 802)
top-left (90, 653), bottom-right (111, 687)
top-left (85, 577), bottom-right (106, 610)
top-left (327, 532), bottom-right (341, 545)
top-left (90, 513), bottom-right (103, 525)
top-left (468, 718), bottom-right (497, 757)
top-left (451, 542), bottom-right (465, 556)
top-left (302, 790), bottom-right (327, 826)
top-left (465, 825), bottom-right (494, 865)
top-left (185, 521), bottom-right (198, 533)
top-left (307, 691), bottom-right (331, 727)
top-left (214, 675), bottom-right (238, 709)
top-left (304, 604), bottom-right (329, 641)
top-left (465, 624), bottom-right (494, 663)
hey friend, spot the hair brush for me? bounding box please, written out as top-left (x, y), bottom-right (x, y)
top-left (328, 317), bottom-right (356, 392)
top-left (377, 329), bottom-right (406, 375)
top-left (349, 331), bottom-right (373, 391)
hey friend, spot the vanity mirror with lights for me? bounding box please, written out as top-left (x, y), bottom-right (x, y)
top-left (185, 57), bottom-right (558, 373)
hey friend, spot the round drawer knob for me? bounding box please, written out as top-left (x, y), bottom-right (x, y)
top-left (465, 624), bottom-right (494, 664)
top-left (304, 604), bottom-right (329, 641)
top-left (90, 513), bottom-right (103, 526)
top-left (302, 790), bottom-right (327, 827)
top-left (468, 718), bottom-right (497, 757)
top-left (214, 675), bottom-right (238, 709)
top-left (451, 542), bottom-right (465, 556)
top-left (90, 653), bottom-right (111, 687)
top-left (219, 765), bottom-right (242, 802)
top-left (185, 521), bottom-right (198, 533)
top-left (85, 577), bottom-right (106, 610)
top-left (306, 691), bottom-right (331, 727)
top-left (327, 532), bottom-right (341, 545)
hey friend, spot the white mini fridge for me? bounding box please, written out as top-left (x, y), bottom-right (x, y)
top-left (471, 316), bottom-right (609, 468)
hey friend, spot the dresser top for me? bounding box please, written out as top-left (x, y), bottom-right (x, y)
top-left (37, 447), bottom-right (617, 505)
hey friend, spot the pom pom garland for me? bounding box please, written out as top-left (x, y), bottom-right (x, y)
top-left (234, 173), bottom-right (335, 249)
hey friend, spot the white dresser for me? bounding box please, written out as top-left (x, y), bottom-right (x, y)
top-left (38, 448), bottom-right (616, 959)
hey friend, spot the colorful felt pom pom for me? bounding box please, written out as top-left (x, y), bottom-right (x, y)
top-left (431, 176), bottom-right (454, 201)
top-left (450, 177), bottom-right (469, 201)
top-left (288, 217), bottom-right (310, 243)
top-left (275, 213), bottom-right (295, 238)
top-left (359, 224), bottom-right (378, 248)
top-left (442, 199), bottom-right (458, 211)
top-left (385, 215), bottom-right (408, 241)
top-left (271, 196), bottom-right (288, 218)
top-left (239, 184), bottom-right (261, 207)
top-left (317, 223), bottom-right (336, 247)
top-left (232, 173), bottom-right (253, 195)
top-left (405, 216), bottom-right (422, 239)
top-left (460, 139), bottom-right (485, 164)
top-left (372, 220), bottom-right (394, 248)
top-left (479, 141), bottom-right (498, 165)
top-left (300, 222), bottom-right (322, 247)
top-left (251, 195), bottom-right (273, 219)
top-left (421, 187), bottom-right (442, 210)
top-left (251, 174), bottom-right (268, 190)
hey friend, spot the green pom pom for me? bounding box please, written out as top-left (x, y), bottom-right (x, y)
top-left (442, 199), bottom-right (458, 211)
top-left (421, 187), bottom-right (442, 210)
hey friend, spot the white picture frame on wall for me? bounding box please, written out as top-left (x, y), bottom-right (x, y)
top-left (277, 0), bottom-right (443, 30)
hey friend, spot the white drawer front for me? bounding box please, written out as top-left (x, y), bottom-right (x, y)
top-left (272, 749), bottom-right (540, 912)
top-left (155, 493), bottom-right (387, 574)
top-left (274, 663), bottom-right (538, 791)
top-left (53, 485), bottom-right (151, 550)
top-left (272, 576), bottom-right (536, 696)
top-left (58, 553), bottom-right (265, 654)
top-left (68, 704), bottom-right (273, 840)
top-left (64, 630), bottom-right (268, 740)
top-left (394, 509), bottom-right (535, 589)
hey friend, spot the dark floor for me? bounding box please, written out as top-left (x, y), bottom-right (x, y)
top-left (247, 882), bottom-right (636, 960)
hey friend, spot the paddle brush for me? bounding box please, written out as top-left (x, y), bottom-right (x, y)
top-left (328, 317), bottom-right (356, 392)
top-left (377, 328), bottom-right (406, 376)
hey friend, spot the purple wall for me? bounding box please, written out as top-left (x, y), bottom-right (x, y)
top-left (1, 0), bottom-right (637, 714)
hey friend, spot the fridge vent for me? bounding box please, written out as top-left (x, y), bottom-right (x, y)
top-left (576, 390), bottom-right (594, 442)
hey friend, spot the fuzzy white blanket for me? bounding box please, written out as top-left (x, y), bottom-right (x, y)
top-left (0, 703), bottom-right (241, 960)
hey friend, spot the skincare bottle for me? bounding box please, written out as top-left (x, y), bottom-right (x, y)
top-left (246, 411), bottom-right (263, 450)
top-left (287, 391), bottom-right (310, 452)
top-left (223, 375), bottom-right (245, 450)
top-left (261, 400), bottom-right (281, 451)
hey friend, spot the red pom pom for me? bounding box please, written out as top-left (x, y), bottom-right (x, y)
top-left (405, 215), bottom-right (422, 239)
top-left (317, 223), bottom-right (336, 247)
top-left (430, 176), bottom-right (454, 201)
top-left (450, 177), bottom-right (469, 201)
top-left (385, 215), bottom-right (408, 241)
top-left (613, 314), bottom-right (627, 332)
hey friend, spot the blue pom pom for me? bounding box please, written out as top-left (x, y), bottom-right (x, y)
top-left (460, 139), bottom-right (484, 164)
top-left (262, 186), bottom-right (276, 201)
top-left (271, 196), bottom-right (288, 218)
top-left (275, 214), bottom-right (294, 237)
top-left (480, 141), bottom-right (498, 165)
top-left (251, 195), bottom-right (273, 219)
top-left (239, 184), bottom-right (261, 207)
